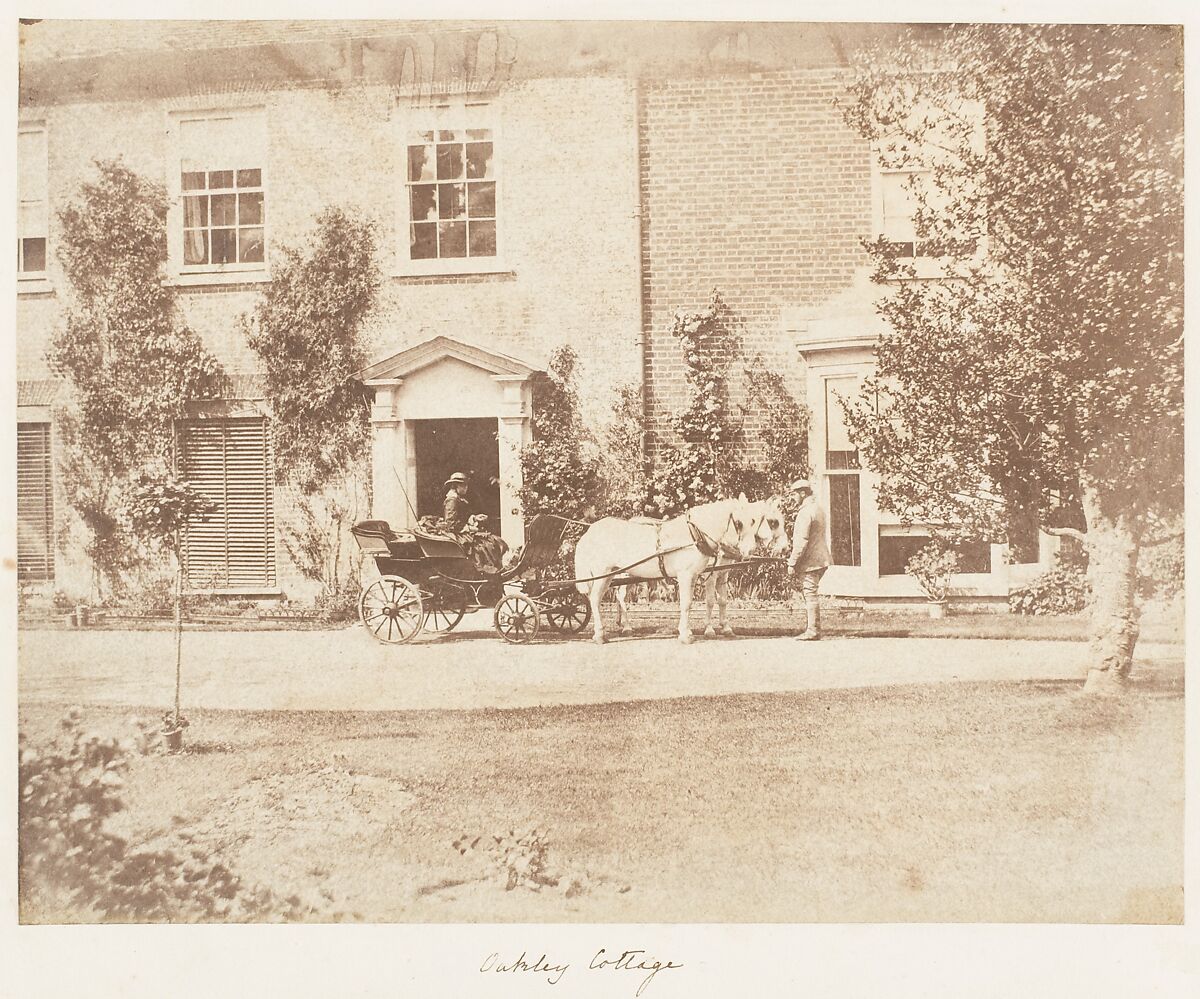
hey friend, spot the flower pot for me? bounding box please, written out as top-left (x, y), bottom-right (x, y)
top-left (928, 600), bottom-right (947, 620)
top-left (161, 726), bottom-right (185, 753)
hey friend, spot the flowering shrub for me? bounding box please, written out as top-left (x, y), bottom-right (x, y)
top-left (905, 540), bottom-right (959, 602)
top-left (19, 710), bottom-right (314, 922)
top-left (519, 346), bottom-right (601, 519)
top-left (1010, 547), bottom-right (1092, 615)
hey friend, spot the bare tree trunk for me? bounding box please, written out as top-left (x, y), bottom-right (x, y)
top-left (1081, 485), bottom-right (1141, 695)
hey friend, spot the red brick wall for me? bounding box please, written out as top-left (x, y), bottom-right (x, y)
top-left (639, 69), bottom-right (873, 460)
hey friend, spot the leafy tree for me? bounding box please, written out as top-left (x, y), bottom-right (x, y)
top-left (838, 25), bottom-right (1183, 693)
top-left (243, 207), bottom-right (380, 594)
top-left (47, 160), bottom-right (222, 599)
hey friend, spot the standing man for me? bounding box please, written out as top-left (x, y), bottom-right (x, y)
top-left (442, 472), bottom-right (471, 532)
top-left (787, 479), bottom-right (832, 641)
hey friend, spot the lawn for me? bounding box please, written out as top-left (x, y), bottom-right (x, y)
top-left (18, 659), bottom-right (1183, 924)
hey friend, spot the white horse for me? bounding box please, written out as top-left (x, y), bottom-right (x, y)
top-left (575, 496), bottom-right (789, 644)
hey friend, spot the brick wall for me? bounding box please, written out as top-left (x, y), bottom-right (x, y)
top-left (639, 69), bottom-right (873, 462)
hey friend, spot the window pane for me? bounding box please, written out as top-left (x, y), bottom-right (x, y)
top-left (881, 172), bottom-right (917, 240)
top-left (466, 128), bottom-right (492, 141)
top-left (436, 144), bottom-right (463, 181)
top-left (211, 228), bottom-right (237, 264)
top-left (184, 195), bottom-right (208, 227)
top-left (438, 183), bottom-right (465, 220)
top-left (236, 168), bottom-right (261, 188)
top-left (408, 145), bottom-right (435, 183)
top-left (239, 228), bottom-right (265, 263)
top-left (182, 171), bottom-right (207, 191)
top-left (209, 170), bottom-right (234, 190)
top-left (825, 377), bottom-right (858, 453)
top-left (211, 193), bottom-right (236, 226)
top-left (879, 534), bottom-right (929, 576)
top-left (18, 130), bottom-right (47, 202)
top-left (438, 221), bottom-right (466, 258)
top-left (437, 129), bottom-right (460, 142)
top-left (238, 192), bottom-right (263, 225)
top-left (410, 184), bottom-right (437, 223)
top-left (825, 449), bottom-right (860, 471)
top-left (410, 222), bottom-right (437, 260)
top-left (466, 141), bottom-right (493, 180)
top-left (467, 181), bottom-right (495, 218)
top-left (828, 475), bottom-right (861, 566)
top-left (468, 220), bottom-right (496, 257)
top-left (184, 229), bottom-right (208, 265)
top-left (21, 237), bottom-right (47, 272)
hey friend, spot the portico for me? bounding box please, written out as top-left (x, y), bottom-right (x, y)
top-left (359, 336), bottom-right (539, 546)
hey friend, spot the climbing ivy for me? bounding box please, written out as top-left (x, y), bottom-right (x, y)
top-left (47, 159), bottom-right (222, 598)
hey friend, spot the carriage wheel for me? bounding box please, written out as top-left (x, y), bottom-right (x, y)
top-left (541, 587), bottom-right (592, 635)
top-left (423, 579), bottom-right (468, 634)
top-left (494, 593), bottom-right (541, 644)
top-left (359, 575), bottom-right (424, 645)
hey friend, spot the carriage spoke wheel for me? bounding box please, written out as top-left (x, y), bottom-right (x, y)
top-left (423, 579), bottom-right (468, 635)
top-left (359, 575), bottom-right (424, 645)
top-left (494, 593), bottom-right (541, 644)
top-left (542, 587), bottom-right (592, 635)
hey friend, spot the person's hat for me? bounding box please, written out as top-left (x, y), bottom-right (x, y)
top-left (788, 478), bottom-right (814, 493)
top-left (444, 472), bottom-right (469, 489)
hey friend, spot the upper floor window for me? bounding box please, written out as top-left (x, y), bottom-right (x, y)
top-left (879, 168), bottom-right (979, 262)
top-left (169, 110), bottom-right (267, 278)
top-left (397, 102), bottom-right (502, 274)
top-left (18, 126), bottom-right (48, 277)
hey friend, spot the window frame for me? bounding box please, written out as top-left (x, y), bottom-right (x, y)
top-left (18, 122), bottom-right (49, 284)
top-left (393, 100), bottom-right (508, 277)
top-left (166, 107), bottom-right (270, 284)
top-left (823, 374), bottom-right (863, 568)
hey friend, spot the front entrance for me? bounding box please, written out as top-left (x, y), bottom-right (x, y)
top-left (413, 417), bottom-right (502, 528)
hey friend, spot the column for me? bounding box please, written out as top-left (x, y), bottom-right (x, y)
top-left (368, 380), bottom-right (404, 527)
top-left (493, 375), bottom-right (532, 547)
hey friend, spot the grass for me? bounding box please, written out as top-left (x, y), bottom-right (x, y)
top-left (18, 656), bottom-right (1183, 924)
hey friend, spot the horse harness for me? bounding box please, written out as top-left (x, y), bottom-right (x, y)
top-left (650, 509), bottom-right (761, 580)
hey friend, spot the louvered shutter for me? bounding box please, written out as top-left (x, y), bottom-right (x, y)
top-left (17, 423), bottom-right (54, 581)
top-left (179, 418), bottom-right (276, 589)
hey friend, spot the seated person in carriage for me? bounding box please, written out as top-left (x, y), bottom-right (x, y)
top-left (442, 472), bottom-right (471, 532)
top-left (463, 513), bottom-right (509, 575)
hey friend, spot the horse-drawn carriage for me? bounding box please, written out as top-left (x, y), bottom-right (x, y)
top-left (351, 496), bottom-right (791, 646)
top-left (350, 514), bottom-right (592, 645)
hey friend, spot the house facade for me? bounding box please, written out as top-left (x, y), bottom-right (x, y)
top-left (16, 19), bottom-right (1053, 605)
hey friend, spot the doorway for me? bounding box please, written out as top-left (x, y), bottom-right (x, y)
top-left (413, 418), bottom-right (502, 528)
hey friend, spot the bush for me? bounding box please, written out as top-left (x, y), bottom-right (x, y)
top-left (314, 577), bottom-right (362, 624)
top-left (905, 540), bottom-right (959, 602)
top-left (1009, 549), bottom-right (1092, 615)
top-left (19, 709), bottom-right (317, 922)
top-left (1138, 535), bottom-right (1184, 600)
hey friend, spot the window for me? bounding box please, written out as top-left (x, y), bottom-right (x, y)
top-left (178, 418), bottom-right (276, 589)
top-left (398, 103), bottom-right (500, 272)
top-left (18, 126), bottom-right (48, 276)
top-left (824, 376), bottom-right (861, 566)
top-left (879, 531), bottom-right (992, 576)
top-left (172, 112), bottom-right (267, 274)
top-left (880, 168), bottom-right (978, 260)
top-left (17, 423), bottom-right (54, 581)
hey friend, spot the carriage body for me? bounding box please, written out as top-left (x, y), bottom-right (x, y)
top-left (349, 514), bottom-right (590, 644)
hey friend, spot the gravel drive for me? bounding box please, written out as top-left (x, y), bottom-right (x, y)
top-left (18, 612), bottom-right (1181, 711)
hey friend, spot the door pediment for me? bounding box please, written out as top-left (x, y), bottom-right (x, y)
top-left (359, 335), bottom-right (539, 383)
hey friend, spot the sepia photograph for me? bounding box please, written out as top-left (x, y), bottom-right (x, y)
top-left (8, 3), bottom-right (1192, 993)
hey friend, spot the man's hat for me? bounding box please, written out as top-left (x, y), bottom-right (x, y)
top-left (788, 478), bottom-right (814, 493)
top-left (444, 472), bottom-right (469, 489)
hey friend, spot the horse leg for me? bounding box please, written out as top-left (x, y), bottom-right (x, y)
top-left (677, 569), bottom-right (696, 644)
top-left (718, 570), bottom-right (736, 636)
top-left (589, 576), bottom-right (610, 645)
top-left (703, 574), bottom-right (718, 638)
top-left (614, 585), bottom-right (633, 634)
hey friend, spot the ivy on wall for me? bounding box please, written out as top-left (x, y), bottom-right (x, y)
top-left (47, 159), bottom-right (222, 599)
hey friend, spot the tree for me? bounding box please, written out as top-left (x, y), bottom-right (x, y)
top-left (243, 207), bottom-right (380, 595)
top-left (47, 160), bottom-right (222, 599)
top-left (838, 25), bottom-right (1183, 693)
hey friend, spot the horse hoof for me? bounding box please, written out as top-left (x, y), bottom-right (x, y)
top-left (721, 626), bottom-right (737, 637)
top-left (703, 626), bottom-right (717, 638)
top-left (620, 625), bottom-right (633, 636)
top-left (592, 634), bottom-right (607, 646)
top-left (679, 632), bottom-right (695, 645)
